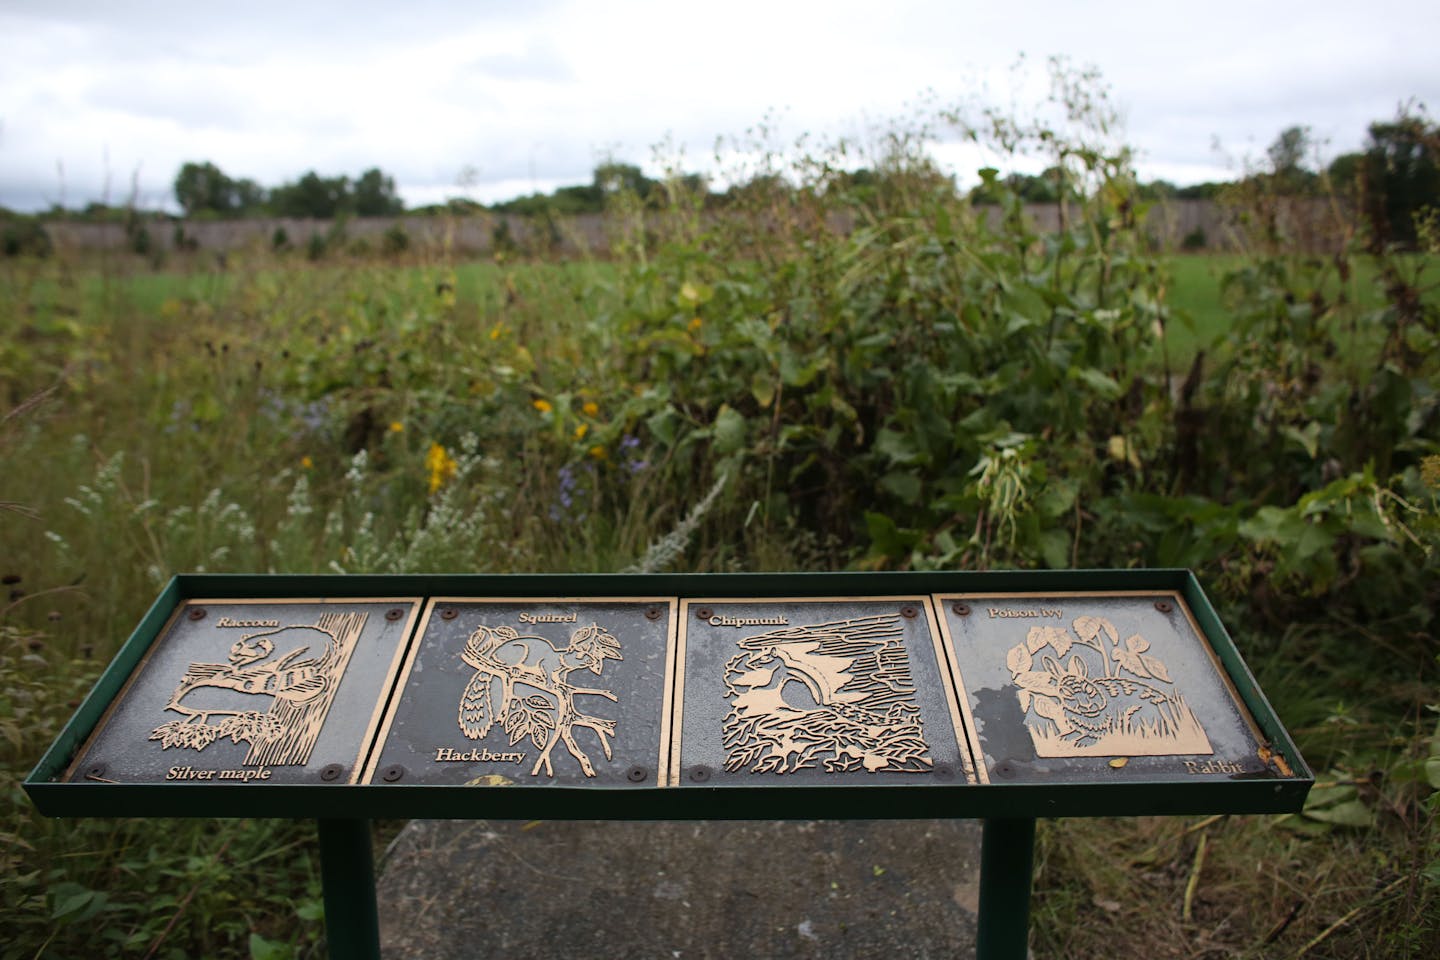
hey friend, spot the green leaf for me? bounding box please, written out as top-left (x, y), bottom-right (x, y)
top-left (50, 883), bottom-right (95, 920)
top-left (875, 428), bottom-right (920, 466)
top-left (712, 405), bottom-right (746, 455)
top-left (1037, 479), bottom-right (1078, 518)
top-left (1069, 366), bottom-right (1122, 399)
top-left (880, 471), bottom-right (922, 505)
top-left (250, 932), bottom-right (296, 960)
top-left (1040, 528), bottom-right (1070, 569)
top-left (1279, 422), bottom-right (1321, 459)
top-left (749, 370), bottom-right (776, 409)
top-left (1303, 799), bottom-right (1375, 829)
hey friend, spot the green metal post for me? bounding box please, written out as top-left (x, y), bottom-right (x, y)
top-left (976, 818), bottom-right (1035, 960)
top-left (317, 819), bottom-right (381, 960)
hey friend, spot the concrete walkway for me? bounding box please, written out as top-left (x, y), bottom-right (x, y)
top-left (376, 819), bottom-right (982, 959)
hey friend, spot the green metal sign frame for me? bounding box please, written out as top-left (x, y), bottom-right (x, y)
top-left (25, 569), bottom-right (1312, 960)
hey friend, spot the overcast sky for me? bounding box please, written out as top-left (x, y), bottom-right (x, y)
top-left (1, 1), bottom-right (1435, 213)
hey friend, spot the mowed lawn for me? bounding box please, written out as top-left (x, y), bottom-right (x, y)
top-left (1161, 252), bottom-right (1434, 362)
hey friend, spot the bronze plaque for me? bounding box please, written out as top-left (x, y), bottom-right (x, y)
top-left (673, 598), bottom-right (978, 786)
top-left (66, 599), bottom-right (421, 785)
top-left (934, 592), bottom-right (1283, 784)
top-left (363, 598), bottom-right (678, 787)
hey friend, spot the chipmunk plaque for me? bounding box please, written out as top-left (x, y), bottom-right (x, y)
top-left (672, 598), bottom-right (978, 787)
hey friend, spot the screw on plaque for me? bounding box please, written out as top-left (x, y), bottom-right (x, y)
top-left (688, 765), bottom-right (712, 783)
top-left (933, 764), bottom-right (955, 781)
top-left (385, 608), bottom-right (404, 621)
top-left (644, 607), bottom-right (663, 621)
top-left (993, 760), bottom-right (1017, 780)
top-left (694, 607), bottom-right (713, 621)
top-left (85, 763), bottom-right (107, 780)
top-left (187, 607), bottom-right (207, 621)
top-left (319, 764), bottom-right (344, 782)
top-left (900, 605), bottom-right (919, 619)
top-left (1154, 600), bottom-right (1174, 614)
top-left (952, 602), bottom-right (971, 616)
top-left (380, 765), bottom-right (405, 783)
top-left (440, 609), bottom-right (459, 621)
top-left (626, 765), bottom-right (648, 783)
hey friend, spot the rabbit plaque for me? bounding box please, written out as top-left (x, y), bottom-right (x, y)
top-left (935, 591), bottom-right (1283, 785)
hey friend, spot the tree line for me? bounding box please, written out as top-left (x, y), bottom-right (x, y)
top-left (172, 163), bottom-right (404, 219)
top-left (2, 106), bottom-right (1436, 257)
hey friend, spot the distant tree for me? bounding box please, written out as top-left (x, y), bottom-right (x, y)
top-left (352, 168), bottom-right (404, 217)
top-left (549, 184), bottom-right (603, 214)
top-left (1264, 126), bottom-right (1319, 194)
top-left (969, 169), bottom-right (1062, 205)
top-left (1357, 107), bottom-right (1440, 249)
top-left (593, 162), bottom-right (654, 200)
top-left (1137, 179), bottom-right (1178, 200)
top-left (719, 172), bottom-right (793, 207)
top-left (233, 178), bottom-right (266, 215)
top-left (1327, 152), bottom-right (1364, 191)
top-left (1174, 182), bottom-right (1226, 200)
top-left (174, 161), bottom-right (238, 216)
top-left (271, 171), bottom-right (351, 219)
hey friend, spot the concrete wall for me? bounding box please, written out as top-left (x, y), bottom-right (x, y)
top-left (42, 198), bottom-right (1352, 257)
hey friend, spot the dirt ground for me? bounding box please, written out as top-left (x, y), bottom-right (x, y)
top-left (376, 818), bottom-right (984, 959)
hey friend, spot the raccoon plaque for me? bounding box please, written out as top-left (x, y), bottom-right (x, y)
top-left (66, 599), bottom-right (420, 786)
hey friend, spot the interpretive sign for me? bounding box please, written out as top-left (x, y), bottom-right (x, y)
top-left (362, 598), bottom-right (678, 787)
top-left (65, 599), bottom-right (420, 786)
top-left (673, 598), bottom-right (977, 787)
top-left (934, 591), bottom-right (1290, 785)
top-left (26, 573), bottom-right (1312, 960)
top-left (28, 571), bottom-right (1311, 821)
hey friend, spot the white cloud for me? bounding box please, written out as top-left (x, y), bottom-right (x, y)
top-left (0, 1), bottom-right (1436, 211)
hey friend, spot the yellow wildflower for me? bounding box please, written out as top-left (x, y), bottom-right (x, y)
top-left (581, 401), bottom-right (599, 417)
top-left (588, 445), bottom-right (607, 460)
top-left (489, 323), bottom-right (504, 341)
top-left (300, 455), bottom-right (314, 470)
top-left (425, 442), bottom-right (458, 494)
top-left (389, 421), bottom-right (404, 433)
top-left (687, 317), bottom-right (702, 333)
top-left (574, 423), bottom-right (589, 441)
top-left (533, 398), bottom-right (553, 414)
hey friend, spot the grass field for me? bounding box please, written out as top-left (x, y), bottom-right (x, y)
top-left (3, 178), bottom-right (1437, 960)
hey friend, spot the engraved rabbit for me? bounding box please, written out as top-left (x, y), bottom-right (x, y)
top-left (1035, 654), bottom-right (1173, 748)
